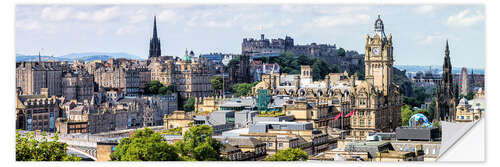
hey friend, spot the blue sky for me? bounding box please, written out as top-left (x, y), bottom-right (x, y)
top-left (15, 4), bottom-right (485, 68)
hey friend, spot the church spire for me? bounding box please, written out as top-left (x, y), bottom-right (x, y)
top-left (445, 39), bottom-right (450, 57)
top-left (149, 16), bottom-right (161, 58)
top-left (153, 16), bottom-right (158, 40)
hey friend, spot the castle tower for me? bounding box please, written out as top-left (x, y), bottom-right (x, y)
top-left (364, 14), bottom-right (393, 95)
top-left (149, 16), bottom-right (161, 58)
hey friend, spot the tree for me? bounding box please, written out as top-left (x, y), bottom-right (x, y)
top-left (337, 47), bottom-right (346, 57)
top-left (401, 105), bottom-right (414, 126)
top-left (144, 80), bottom-right (164, 94)
top-left (183, 97), bottom-right (196, 112)
top-left (175, 125), bottom-right (224, 161)
top-left (110, 128), bottom-right (180, 161)
top-left (297, 55), bottom-right (314, 66)
top-left (465, 92), bottom-right (475, 100)
top-left (311, 58), bottom-right (330, 81)
top-left (232, 83), bottom-right (254, 97)
top-left (210, 76), bottom-right (223, 96)
top-left (264, 148), bottom-right (308, 161)
top-left (158, 86), bottom-right (168, 95)
top-left (16, 131), bottom-right (81, 161)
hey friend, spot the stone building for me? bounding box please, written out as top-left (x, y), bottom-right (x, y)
top-left (163, 110), bottom-right (194, 130)
top-left (435, 40), bottom-right (457, 122)
top-left (16, 88), bottom-right (61, 132)
top-left (62, 70), bottom-right (94, 102)
top-left (149, 53), bottom-right (214, 102)
top-left (93, 64), bottom-right (141, 96)
top-left (55, 100), bottom-right (93, 134)
top-left (282, 99), bottom-right (333, 129)
top-left (242, 121), bottom-right (329, 155)
top-left (214, 136), bottom-right (267, 161)
top-left (252, 15), bottom-right (402, 139)
top-left (454, 96), bottom-right (484, 122)
top-left (16, 61), bottom-right (63, 96)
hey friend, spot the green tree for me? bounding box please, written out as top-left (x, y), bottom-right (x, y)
top-left (401, 105), bottom-right (414, 126)
top-left (232, 83), bottom-right (254, 97)
top-left (210, 76), bottom-right (223, 95)
top-left (110, 128), bottom-right (180, 161)
top-left (183, 97), bottom-right (196, 112)
top-left (312, 58), bottom-right (331, 81)
top-left (264, 148), bottom-right (308, 161)
top-left (144, 80), bottom-right (164, 94)
top-left (16, 131), bottom-right (81, 161)
top-left (297, 55), bottom-right (314, 66)
top-left (158, 86), bottom-right (168, 95)
top-left (227, 55), bottom-right (240, 67)
top-left (337, 47), bottom-right (346, 57)
top-left (176, 125), bottom-right (224, 161)
top-left (465, 92), bottom-right (475, 100)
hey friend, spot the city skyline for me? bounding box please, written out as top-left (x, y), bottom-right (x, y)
top-left (16, 4), bottom-right (485, 68)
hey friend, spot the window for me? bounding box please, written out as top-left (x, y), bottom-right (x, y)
top-left (279, 143), bottom-right (283, 148)
top-left (269, 143), bottom-right (273, 147)
top-left (432, 148), bottom-right (436, 155)
top-left (467, 116), bottom-right (470, 120)
top-left (461, 116), bottom-right (464, 119)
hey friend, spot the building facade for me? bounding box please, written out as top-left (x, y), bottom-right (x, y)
top-left (252, 15), bottom-right (402, 139)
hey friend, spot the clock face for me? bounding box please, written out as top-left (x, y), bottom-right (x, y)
top-left (372, 47), bottom-right (381, 56)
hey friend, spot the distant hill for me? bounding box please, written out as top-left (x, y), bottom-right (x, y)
top-left (16, 54), bottom-right (72, 62)
top-left (395, 65), bottom-right (484, 75)
top-left (16, 52), bottom-right (144, 62)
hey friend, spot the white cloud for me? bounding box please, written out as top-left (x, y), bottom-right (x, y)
top-left (116, 25), bottom-right (138, 36)
top-left (40, 7), bottom-right (72, 21)
top-left (446, 9), bottom-right (484, 27)
top-left (416, 33), bottom-right (445, 45)
top-left (157, 10), bottom-right (177, 22)
top-left (16, 19), bottom-right (41, 30)
top-left (129, 9), bottom-right (147, 24)
top-left (310, 14), bottom-right (370, 28)
top-left (280, 18), bottom-right (293, 26)
top-left (242, 23), bottom-right (275, 32)
top-left (74, 6), bottom-right (120, 22)
top-left (414, 5), bottom-right (437, 14)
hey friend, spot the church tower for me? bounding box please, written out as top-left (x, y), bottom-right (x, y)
top-left (149, 16), bottom-right (161, 58)
top-left (364, 14), bottom-right (393, 95)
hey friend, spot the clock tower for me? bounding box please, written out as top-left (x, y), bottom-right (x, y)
top-left (365, 14), bottom-right (393, 95)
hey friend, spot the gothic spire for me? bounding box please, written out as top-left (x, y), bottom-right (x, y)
top-left (445, 39), bottom-right (450, 57)
top-left (149, 16), bottom-right (161, 58)
top-left (153, 16), bottom-right (158, 40)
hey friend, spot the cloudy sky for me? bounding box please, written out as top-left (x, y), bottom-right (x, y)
top-left (16, 4), bottom-right (485, 68)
